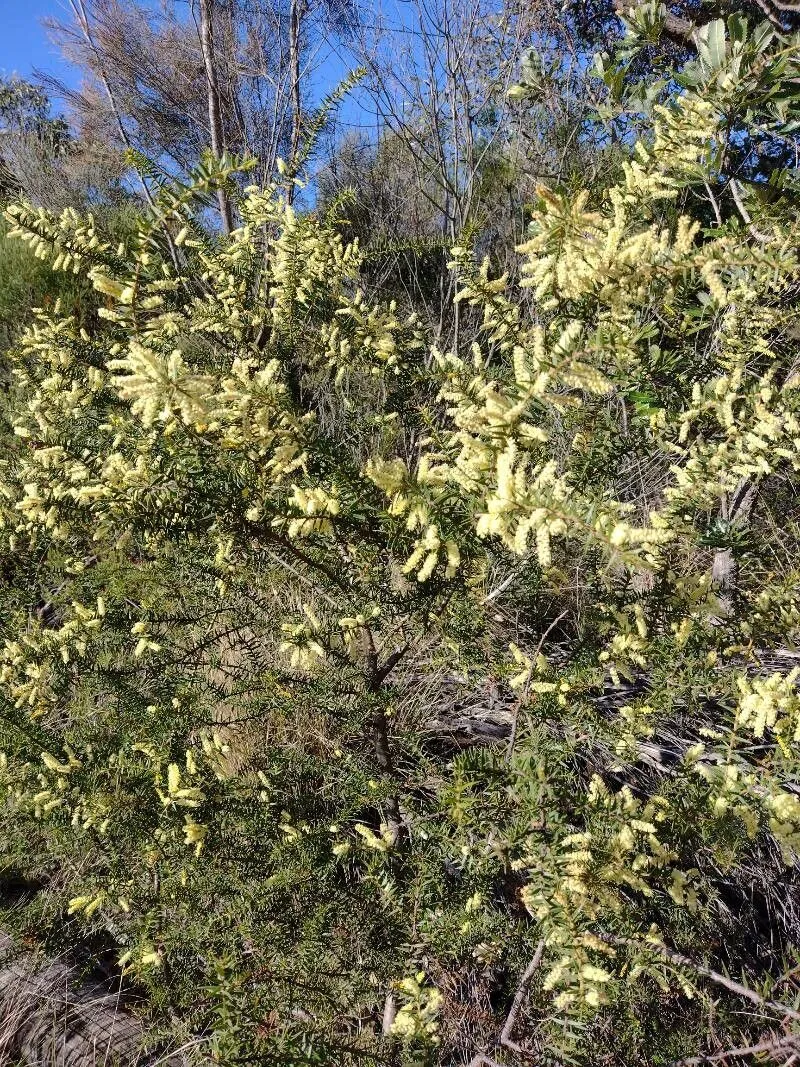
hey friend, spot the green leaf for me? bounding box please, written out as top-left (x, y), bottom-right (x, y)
top-left (726, 13), bottom-right (748, 49)
top-left (695, 18), bottom-right (727, 73)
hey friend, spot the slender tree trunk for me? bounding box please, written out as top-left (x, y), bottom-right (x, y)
top-left (287, 0), bottom-right (305, 204)
top-left (198, 0), bottom-right (234, 234)
top-left (372, 705), bottom-right (402, 838)
top-left (712, 477), bottom-right (756, 617)
top-left (362, 627), bottom-right (405, 843)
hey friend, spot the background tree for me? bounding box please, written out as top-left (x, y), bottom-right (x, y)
top-left (42, 0), bottom-right (358, 223)
top-left (0, 75), bottom-right (121, 211)
top-left (316, 0), bottom-right (626, 343)
top-left (0, 77), bottom-right (127, 354)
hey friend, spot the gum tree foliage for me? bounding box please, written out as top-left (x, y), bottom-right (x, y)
top-left (0, 78), bottom-right (69, 146)
top-left (3, 15), bottom-right (800, 1067)
top-left (0, 76), bottom-right (126, 212)
top-left (0, 77), bottom-right (70, 203)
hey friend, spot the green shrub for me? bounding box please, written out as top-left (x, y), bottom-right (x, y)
top-left (2, 16), bottom-right (800, 1065)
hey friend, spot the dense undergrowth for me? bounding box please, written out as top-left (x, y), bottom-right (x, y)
top-left (3, 11), bottom-right (800, 1067)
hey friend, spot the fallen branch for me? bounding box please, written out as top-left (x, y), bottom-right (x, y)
top-left (500, 941), bottom-right (546, 1054)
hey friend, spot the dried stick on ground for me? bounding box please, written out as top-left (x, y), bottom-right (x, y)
top-left (500, 940), bottom-right (545, 1054)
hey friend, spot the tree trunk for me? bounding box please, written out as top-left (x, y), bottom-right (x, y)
top-left (287, 0), bottom-right (305, 203)
top-left (198, 0), bottom-right (234, 234)
top-left (363, 627), bottom-right (405, 842)
top-left (712, 477), bottom-right (756, 618)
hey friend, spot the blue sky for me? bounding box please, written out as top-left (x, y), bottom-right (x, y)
top-left (1, 0), bottom-right (77, 88)
top-left (0, 0), bottom-right (368, 126)
top-left (0, 0), bottom-right (410, 142)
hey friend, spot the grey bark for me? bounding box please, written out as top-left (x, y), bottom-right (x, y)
top-left (198, 0), bottom-right (234, 234)
top-left (711, 476), bottom-right (757, 616)
top-left (287, 0), bottom-right (305, 204)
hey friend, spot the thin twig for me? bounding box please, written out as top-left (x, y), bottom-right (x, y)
top-left (703, 180), bottom-right (722, 226)
top-left (375, 643), bottom-right (411, 688)
top-left (672, 1032), bottom-right (800, 1065)
top-left (602, 933), bottom-right (800, 1023)
top-left (729, 178), bottom-right (771, 244)
top-left (484, 566), bottom-right (523, 603)
top-left (500, 940), bottom-right (546, 1054)
top-left (467, 941), bottom-right (548, 1065)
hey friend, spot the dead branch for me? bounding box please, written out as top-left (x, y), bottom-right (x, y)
top-left (601, 933), bottom-right (800, 1024)
top-left (673, 1031), bottom-right (800, 1065)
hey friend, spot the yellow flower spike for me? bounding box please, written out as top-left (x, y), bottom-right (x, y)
top-left (167, 764), bottom-right (181, 794)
